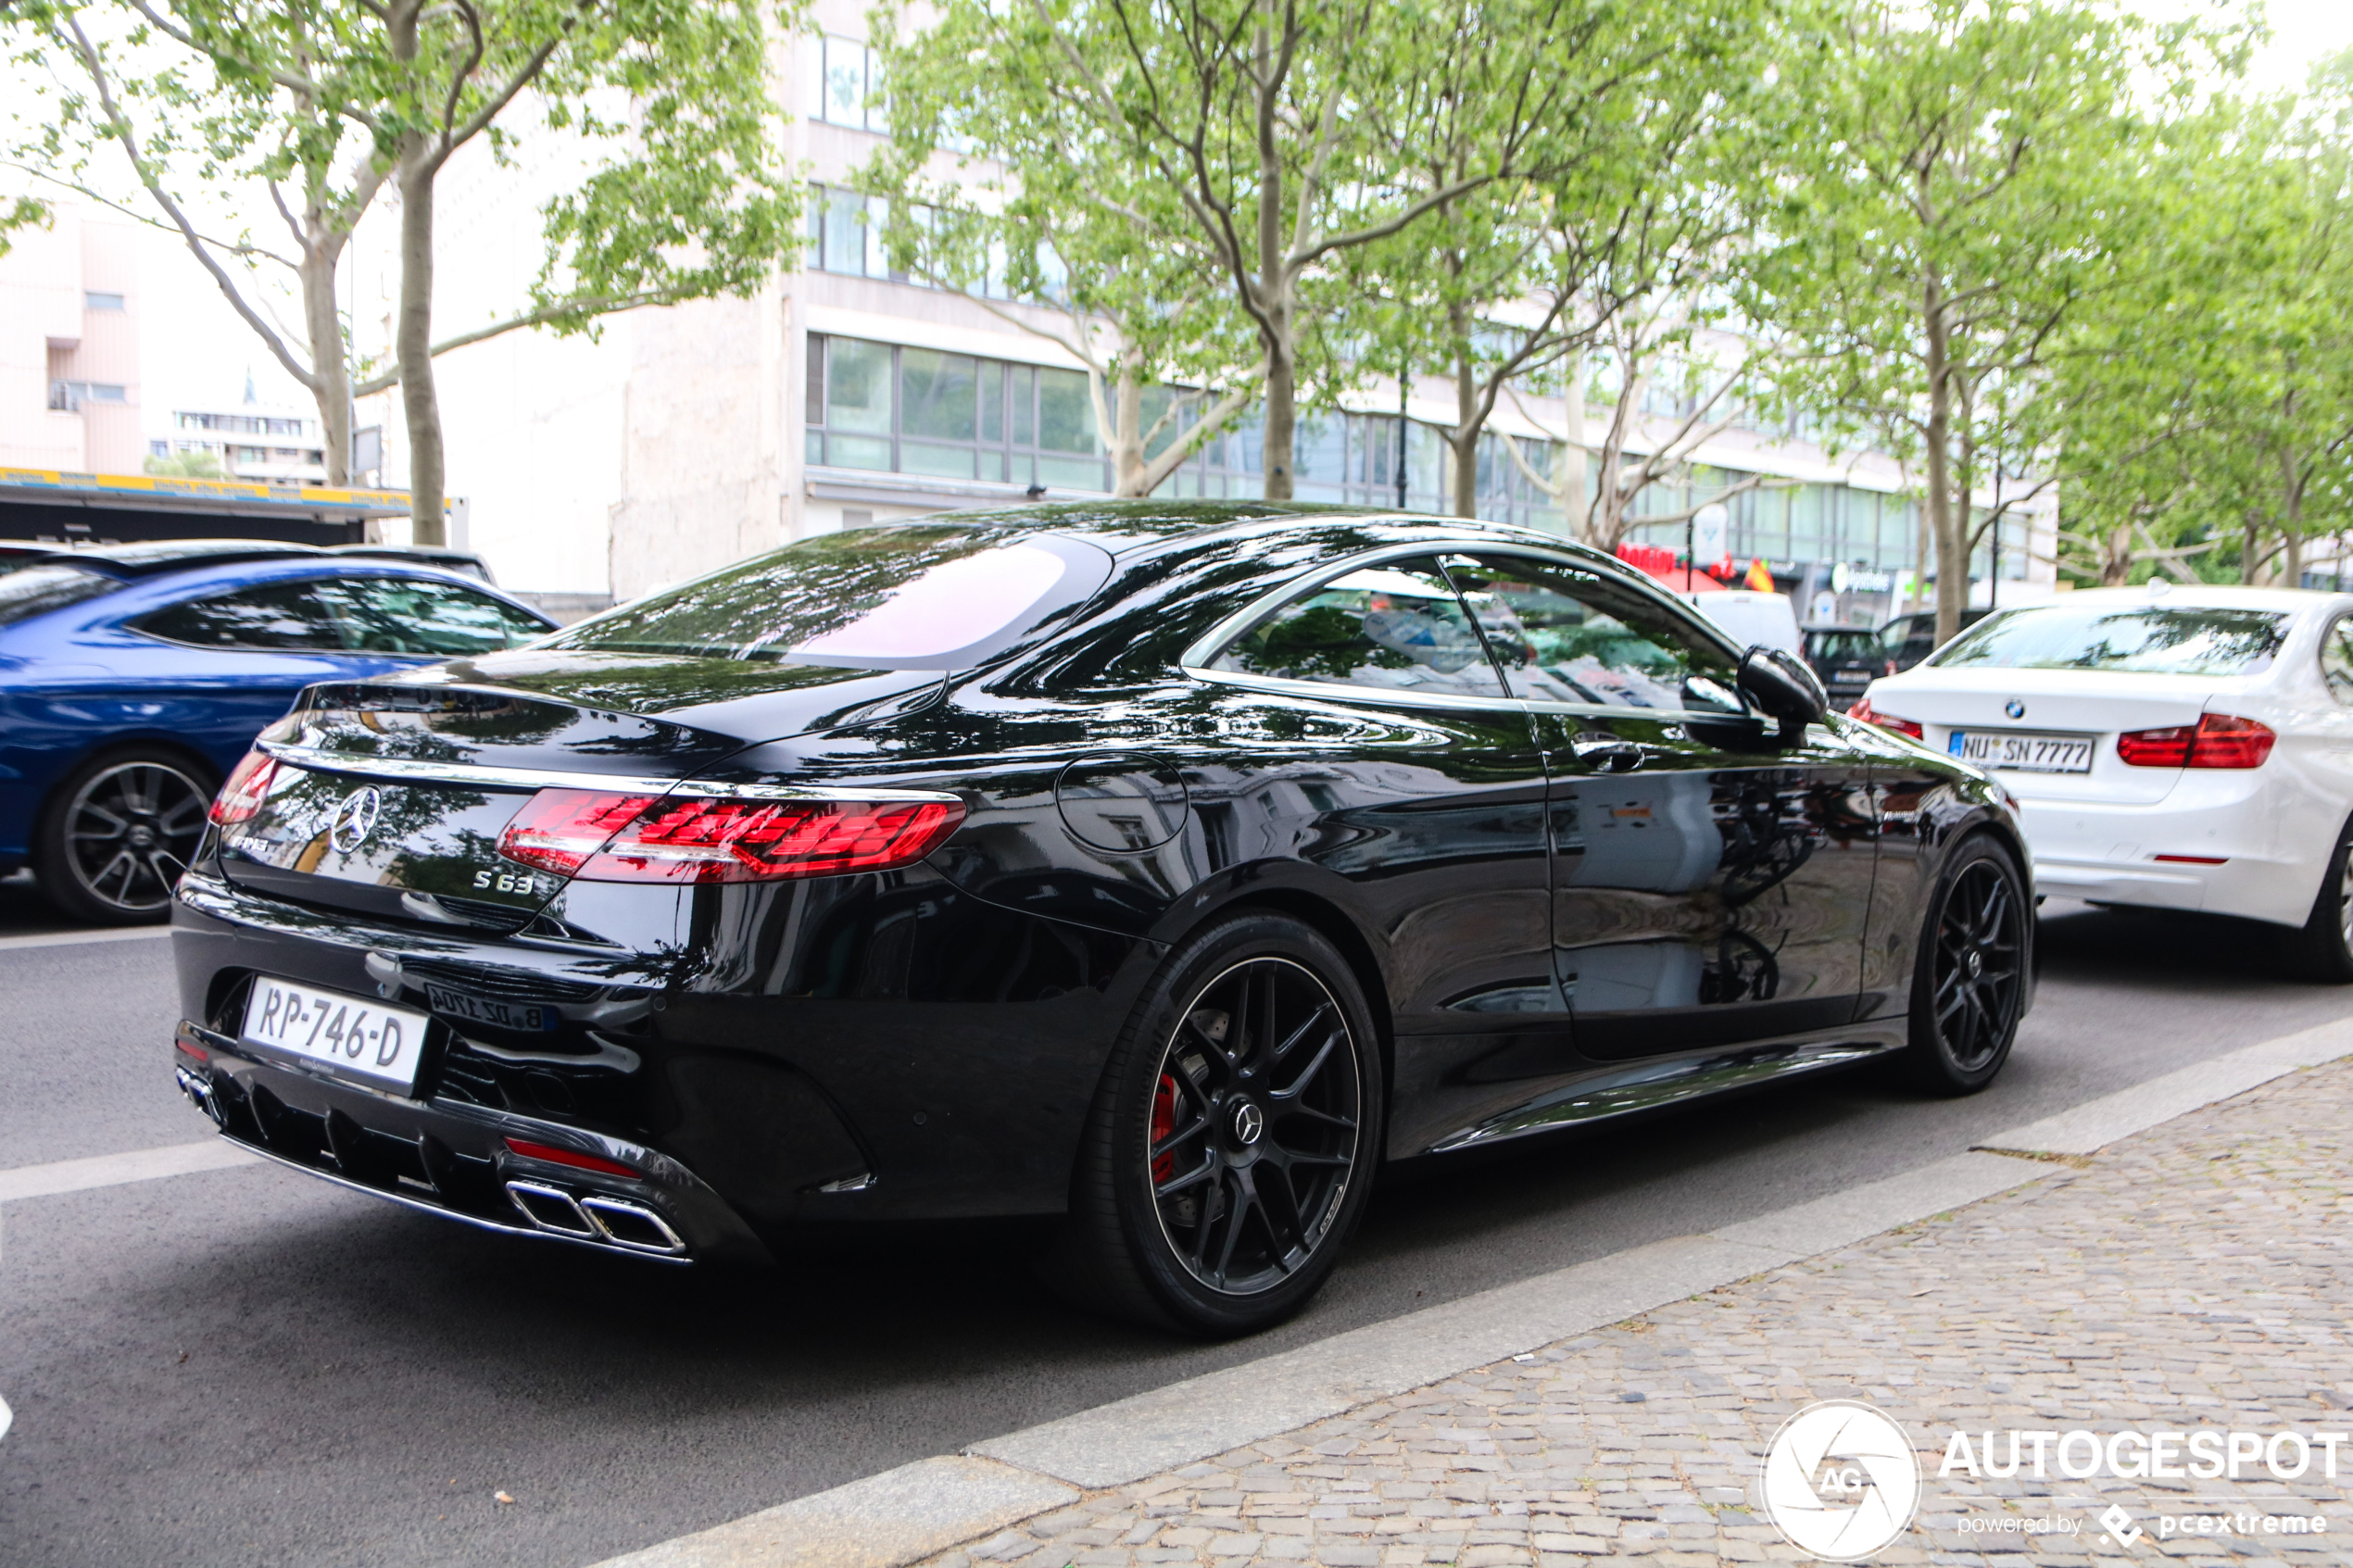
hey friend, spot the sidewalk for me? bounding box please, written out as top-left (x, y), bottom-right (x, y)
top-left (922, 1057), bottom-right (2353, 1567)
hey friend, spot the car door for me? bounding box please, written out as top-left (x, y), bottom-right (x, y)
top-left (1191, 553), bottom-right (1564, 1153)
top-left (1443, 551), bottom-right (1879, 1060)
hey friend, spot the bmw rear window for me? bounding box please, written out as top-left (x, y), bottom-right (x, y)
top-left (0, 563), bottom-right (121, 626)
top-left (1933, 604), bottom-right (2291, 676)
top-left (543, 524), bottom-right (1113, 670)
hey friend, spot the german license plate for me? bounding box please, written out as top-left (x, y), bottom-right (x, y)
top-left (241, 977), bottom-right (430, 1093)
top-left (1950, 729), bottom-right (2095, 773)
top-left (422, 981), bottom-right (560, 1033)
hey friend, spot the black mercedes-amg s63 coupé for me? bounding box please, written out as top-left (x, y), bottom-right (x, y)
top-left (169, 504), bottom-right (2032, 1334)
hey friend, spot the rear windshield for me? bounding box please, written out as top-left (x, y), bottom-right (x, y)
top-left (1807, 631), bottom-right (1878, 659)
top-left (1933, 604), bottom-right (2291, 676)
top-left (0, 563), bottom-right (120, 627)
top-left (542, 525), bottom-right (1113, 670)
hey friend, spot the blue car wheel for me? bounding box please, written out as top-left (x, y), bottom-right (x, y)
top-left (36, 749), bottom-right (215, 923)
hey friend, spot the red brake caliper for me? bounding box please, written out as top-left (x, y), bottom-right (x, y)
top-left (1151, 1073), bottom-right (1178, 1183)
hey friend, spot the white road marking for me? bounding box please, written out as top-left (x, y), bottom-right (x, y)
top-left (0, 1139), bottom-right (258, 1204)
top-left (0, 926), bottom-right (172, 953)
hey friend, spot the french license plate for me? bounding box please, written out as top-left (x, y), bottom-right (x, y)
top-left (422, 981), bottom-right (560, 1034)
top-left (1950, 729), bottom-right (2095, 773)
top-left (241, 977), bottom-right (431, 1094)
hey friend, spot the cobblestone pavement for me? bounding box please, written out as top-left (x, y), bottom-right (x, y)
top-left (927, 1060), bottom-right (2353, 1567)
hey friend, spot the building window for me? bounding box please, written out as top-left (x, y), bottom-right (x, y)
top-left (809, 35), bottom-right (885, 131)
top-left (806, 184), bottom-right (893, 280)
top-left (47, 381), bottom-right (126, 410)
top-left (805, 333), bottom-right (1107, 489)
top-left (84, 291), bottom-right (126, 312)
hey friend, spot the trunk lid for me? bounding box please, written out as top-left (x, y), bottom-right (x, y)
top-left (1861, 665), bottom-right (2257, 806)
top-left (215, 654), bottom-right (942, 928)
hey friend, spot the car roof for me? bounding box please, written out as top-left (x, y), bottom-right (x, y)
top-left (897, 499), bottom-right (1569, 560)
top-left (2026, 584), bottom-right (2343, 613)
top-left (43, 539), bottom-right (327, 578)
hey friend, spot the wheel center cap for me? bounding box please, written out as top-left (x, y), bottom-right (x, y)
top-left (128, 825), bottom-right (156, 847)
top-left (1962, 947), bottom-right (1983, 980)
top-left (1229, 1100), bottom-right (1265, 1147)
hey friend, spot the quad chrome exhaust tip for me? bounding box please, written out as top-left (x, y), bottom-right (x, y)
top-left (504, 1180), bottom-right (687, 1256)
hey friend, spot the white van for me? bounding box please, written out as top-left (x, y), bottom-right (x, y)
top-left (1678, 589), bottom-right (1803, 657)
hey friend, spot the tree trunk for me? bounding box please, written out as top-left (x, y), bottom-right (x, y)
top-left (396, 159), bottom-right (446, 545)
top-left (1451, 345), bottom-right (1478, 519)
top-left (1262, 323), bottom-right (1295, 501)
top-left (1922, 272), bottom-right (1964, 645)
top-left (1559, 358), bottom-right (1586, 533)
top-left (1112, 358), bottom-right (1146, 497)
top-left (298, 245), bottom-right (351, 486)
top-left (2278, 445), bottom-right (2305, 588)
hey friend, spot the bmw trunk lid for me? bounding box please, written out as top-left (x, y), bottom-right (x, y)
top-left (1861, 666), bottom-right (2257, 806)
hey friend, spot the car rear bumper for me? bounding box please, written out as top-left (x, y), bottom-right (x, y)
top-left (2015, 784), bottom-right (2322, 926)
top-left (171, 1018), bottom-right (770, 1264)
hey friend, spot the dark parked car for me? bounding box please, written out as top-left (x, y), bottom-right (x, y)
top-left (0, 540), bottom-right (554, 922)
top-left (1803, 625), bottom-right (1893, 703)
top-left (1878, 608), bottom-right (1992, 672)
top-left (169, 506), bottom-right (2032, 1336)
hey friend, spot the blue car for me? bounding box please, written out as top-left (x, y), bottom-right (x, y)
top-left (0, 540), bottom-right (556, 922)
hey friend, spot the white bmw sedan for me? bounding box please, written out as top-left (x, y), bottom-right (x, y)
top-left (1851, 584), bottom-right (2353, 979)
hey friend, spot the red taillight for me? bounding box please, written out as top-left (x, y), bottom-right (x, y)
top-left (208, 749), bottom-right (281, 824)
top-left (504, 1137), bottom-right (641, 1179)
top-left (1848, 697), bottom-right (1924, 740)
top-left (497, 789), bottom-right (967, 884)
top-left (2118, 713), bottom-right (2275, 770)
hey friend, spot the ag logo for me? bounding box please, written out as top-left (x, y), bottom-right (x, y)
top-left (330, 786), bottom-right (383, 854)
top-left (1759, 1400), bottom-right (1920, 1561)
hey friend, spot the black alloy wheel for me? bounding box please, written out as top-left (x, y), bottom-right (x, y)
top-left (1902, 835), bottom-right (2026, 1094)
top-left (35, 751), bottom-right (214, 924)
top-left (1053, 912), bottom-right (1381, 1336)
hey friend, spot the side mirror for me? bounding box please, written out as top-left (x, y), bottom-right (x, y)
top-left (1737, 646), bottom-right (1829, 738)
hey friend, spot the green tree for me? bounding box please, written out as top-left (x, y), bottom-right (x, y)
top-left (862, 21), bottom-right (1265, 496)
top-left (890, 0), bottom-right (1593, 502)
top-left (1748, 0), bottom-right (2171, 640)
top-left (6, 0), bottom-right (804, 535)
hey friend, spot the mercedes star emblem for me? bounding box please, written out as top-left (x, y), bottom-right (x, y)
top-left (330, 786), bottom-right (383, 854)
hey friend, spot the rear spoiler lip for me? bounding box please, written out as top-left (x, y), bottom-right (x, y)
top-left (253, 739), bottom-right (962, 805)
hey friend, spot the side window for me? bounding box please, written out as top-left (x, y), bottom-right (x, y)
top-left (1440, 553), bottom-right (1744, 714)
top-left (2322, 617), bottom-right (2353, 704)
top-left (135, 582), bottom-right (346, 651)
top-left (325, 576), bottom-right (550, 656)
top-left (1209, 556), bottom-right (1507, 700)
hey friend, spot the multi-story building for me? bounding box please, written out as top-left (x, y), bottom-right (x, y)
top-left (0, 204), bottom-right (144, 474)
top-left (378, 5), bottom-right (2058, 621)
top-left (150, 402), bottom-right (331, 485)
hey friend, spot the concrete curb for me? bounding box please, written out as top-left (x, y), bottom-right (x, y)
top-left (513, 1021), bottom-right (2353, 1567)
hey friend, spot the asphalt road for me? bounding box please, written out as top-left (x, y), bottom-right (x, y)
top-left (1, 897), bottom-right (2346, 1568)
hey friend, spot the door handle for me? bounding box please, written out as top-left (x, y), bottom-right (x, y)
top-left (1570, 732), bottom-right (1643, 773)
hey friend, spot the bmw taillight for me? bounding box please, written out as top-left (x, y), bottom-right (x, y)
top-left (497, 789), bottom-right (967, 884)
top-left (1848, 697), bottom-right (1924, 740)
top-left (2117, 713), bottom-right (2276, 770)
top-left (208, 750), bottom-right (282, 824)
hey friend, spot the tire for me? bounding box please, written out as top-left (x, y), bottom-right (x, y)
top-left (1050, 912), bottom-right (1384, 1337)
top-left (2289, 822), bottom-right (2353, 984)
top-left (1899, 834), bottom-right (2028, 1096)
top-left (33, 748), bottom-right (216, 925)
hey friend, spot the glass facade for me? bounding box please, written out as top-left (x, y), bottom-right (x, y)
top-left (804, 332), bottom-right (2010, 578)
